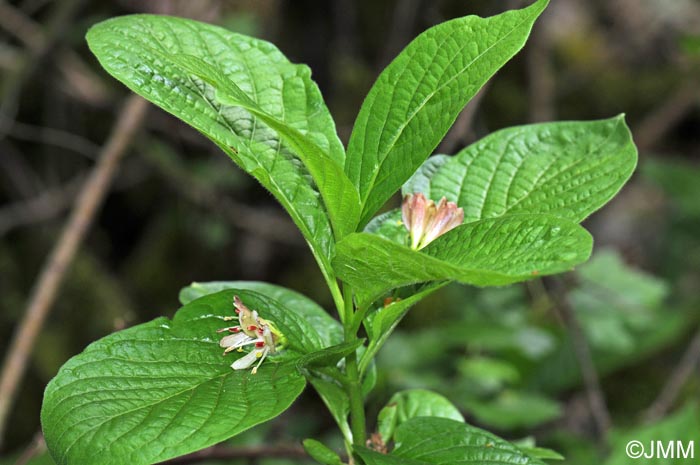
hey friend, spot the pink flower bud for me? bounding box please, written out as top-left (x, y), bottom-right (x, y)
top-left (402, 193), bottom-right (464, 249)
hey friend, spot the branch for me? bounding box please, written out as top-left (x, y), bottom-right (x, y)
top-left (160, 444), bottom-right (307, 464)
top-left (550, 277), bottom-right (612, 441)
top-left (0, 96), bottom-right (149, 446)
top-left (643, 328), bottom-right (700, 423)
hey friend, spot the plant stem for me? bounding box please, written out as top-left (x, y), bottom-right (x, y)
top-left (342, 284), bottom-right (367, 449)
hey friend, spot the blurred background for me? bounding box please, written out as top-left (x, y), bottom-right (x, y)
top-left (1, 0), bottom-right (699, 464)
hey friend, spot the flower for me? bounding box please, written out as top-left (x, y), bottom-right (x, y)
top-left (401, 193), bottom-right (464, 249)
top-left (217, 295), bottom-right (285, 374)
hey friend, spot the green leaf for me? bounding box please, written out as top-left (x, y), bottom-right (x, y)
top-left (345, 0), bottom-right (549, 225)
top-left (335, 214), bottom-right (592, 307)
top-left (86, 15), bottom-right (342, 286)
top-left (377, 389), bottom-right (464, 442)
top-left (361, 417), bottom-right (547, 465)
top-left (413, 116), bottom-right (637, 223)
top-left (179, 281), bottom-right (342, 347)
top-left (170, 54), bottom-right (360, 238)
top-left (41, 289), bottom-right (330, 465)
top-left (303, 439), bottom-right (344, 465)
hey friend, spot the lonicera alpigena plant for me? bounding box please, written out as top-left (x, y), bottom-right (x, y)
top-left (40, 1), bottom-right (638, 464)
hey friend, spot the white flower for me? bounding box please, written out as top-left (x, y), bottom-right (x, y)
top-left (217, 295), bottom-right (285, 374)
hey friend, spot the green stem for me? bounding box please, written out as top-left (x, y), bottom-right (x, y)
top-left (342, 284), bottom-right (367, 449)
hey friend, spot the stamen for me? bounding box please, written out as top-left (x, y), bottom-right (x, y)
top-left (255, 341), bottom-right (265, 348)
top-left (251, 347), bottom-right (270, 375)
top-left (248, 325), bottom-right (257, 331)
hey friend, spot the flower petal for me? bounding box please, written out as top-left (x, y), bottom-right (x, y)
top-left (231, 349), bottom-right (261, 370)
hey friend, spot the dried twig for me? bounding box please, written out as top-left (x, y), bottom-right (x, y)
top-left (550, 277), bottom-right (612, 441)
top-left (160, 444), bottom-right (307, 464)
top-left (0, 96), bottom-right (149, 446)
top-left (643, 328), bottom-right (700, 423)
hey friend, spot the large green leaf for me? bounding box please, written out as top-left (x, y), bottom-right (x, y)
top-left (358, 417), bottom-right (547, 465)
top-left (345, 0), bottom-right (549, 225)
top-left (415, 116), bottom-right (637, 223)
top-left (378, 389), bottom-right (464, 442)
top-left (178, 281), bottom-right (342, 347)
top-left (334, 214), bottom-right (592, 307)
top-left (41, 289), bottom-right (328, 465)
top-left (86, 15), bottom-right (342, 284)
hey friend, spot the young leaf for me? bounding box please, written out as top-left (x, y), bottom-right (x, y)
top-left (415, 116), bottom-right (637, 223)
top-left (86, 15), bottom-right (342, 285)
top-left (303, 439), bottom-right (344, 465)
top-left (179, 281), bottom-right (343, 347)
top-left (345, 0), bottom-right (549, 225)
top-left (334, 214), bottom-right (592, 307)
top-left (41, 289), bottom-right (329, 465)
top-left (377, 389), bottom-right (464, 442)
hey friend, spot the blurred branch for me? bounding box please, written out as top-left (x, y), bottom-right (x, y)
top-left (0, 96), bottom-right (149, 446)
top-left (0, 172), bottom-right (85, 237)
top-left (0, 0), bottom-right (46, 52)
top-left (550, 277), bottom-right (612, 441)
top-left (437, 83), bottom-right (490, 154)
top-left (161, 444), bottom-right (307, 464)
top-left (634, 81), bottom-right (699, 152)
top-left (8, 120), bottom-right (100, 159)
top-left (643, 328), bottom-right (700, 423)
top-left (0, 0), bottom-right (85, 138)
